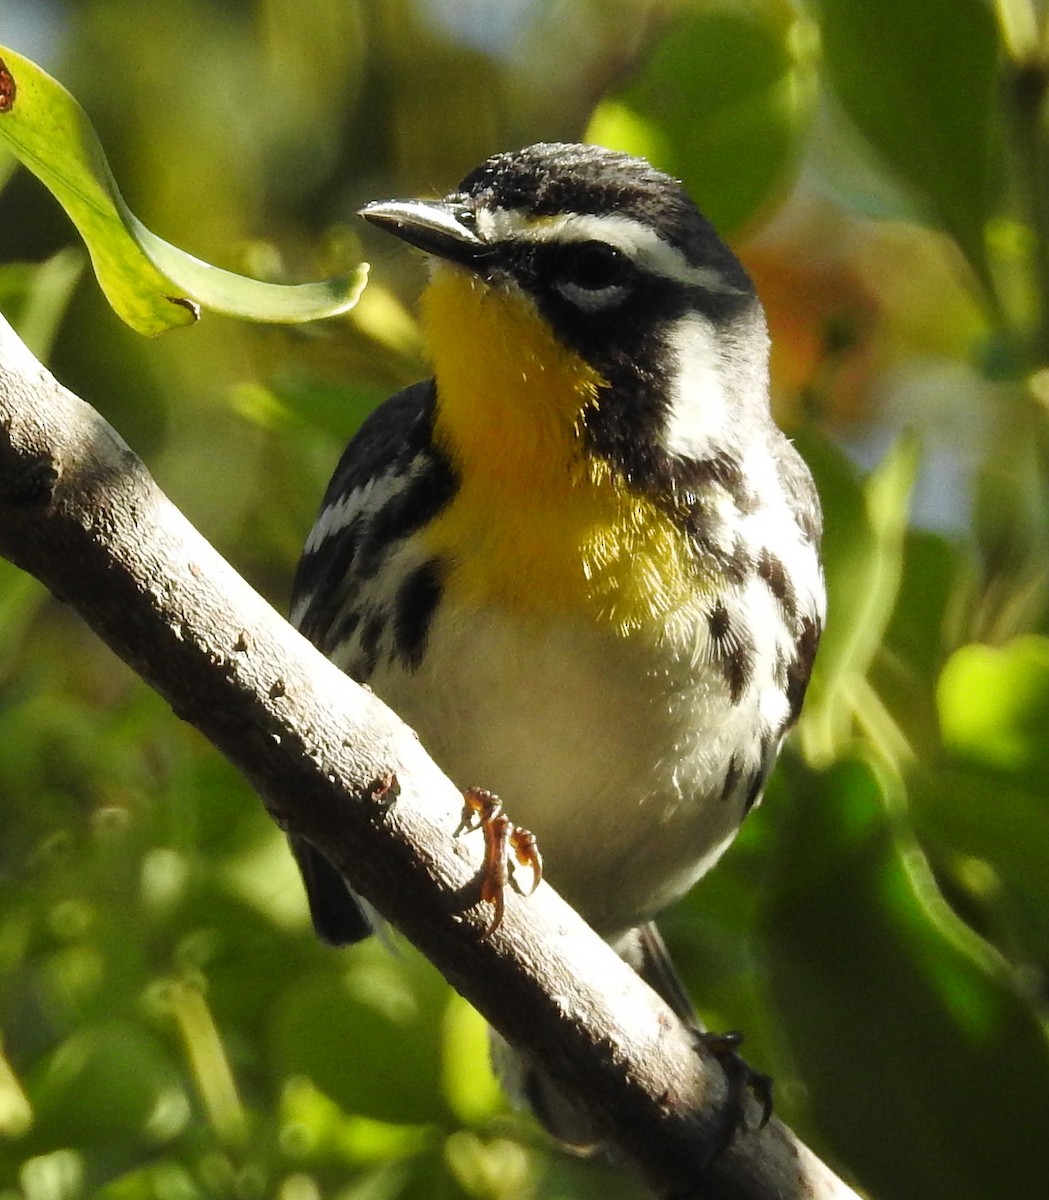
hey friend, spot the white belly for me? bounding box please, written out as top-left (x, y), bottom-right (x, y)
top-left (370, 603), bottom-right (766, 938)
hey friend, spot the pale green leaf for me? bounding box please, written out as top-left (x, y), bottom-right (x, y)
top-left (797, 433), bottom-right (920, 764)
top-left (938, 635), bottom-right (1049, 773)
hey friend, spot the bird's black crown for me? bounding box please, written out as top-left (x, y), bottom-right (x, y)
top-left (456, 142), bottom-right (751, 292)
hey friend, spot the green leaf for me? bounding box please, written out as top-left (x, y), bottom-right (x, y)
top-left (938, 635), bottom-right (1049, 775)
top-left (29, 1021), bottom-right (189, 1145)
top-left (443, 1131), bottom-right (535, 1200)
top-left (763, 756), bottom-right (1049, 1200)
top-left (0, 46), bottom-right (367, 336)
top-left (587, 0), bottom-right (817, 234)
top-left (910, 761), bottom-right (1049, 967)
top-left (817, 0), bottom-right (1000, 279)
top-left (919, 636), bottom-right (1049, 964)
top-left (269, 946), bottom-right (448, 1127)
top-left (0, 1035), bottom-right (32, 1138)
top-left (0, 250), bottom-right (84, 359)
top-left (796, 432), bottom-right (919, 764)
top-left (882, 531), bottom-right (959, 685)
top-left (440, 994), bottom-right (502, 1127)
top-left (95, 1162), bottom-right (203, 1200)
top-left (0, 558), bottom-right (48, 682)
top-left (280, 1076), bottom-right (433, 1169)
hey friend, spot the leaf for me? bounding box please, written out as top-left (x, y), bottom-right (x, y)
top-left (938, 635), bottom-right (1049, 776)
top-left (587, 0), bottom-right (816, 234)
top-left (268, 945), bottom-right (448, 1126)
top-left (440, 993), bottom-right (503, 1127)
top-left (29, 1021), bottom-right (189, 1145)
top-left (0, 1034), bottom-right (32, 1138)
top-left (796, 432), bottom-right (919, 764)
top-left (0, 46), bottom-right (368, 336)
top-left (817, 0), bottom-right (1000, 280)
top-left (910, 762), bottom-right (1049, 966)
top-left (763, 755), bottom-right (1049, 1200)
top-left (0, 558), bottom-right (48, 681)
top-left (917, 636), bottom-right (1049, 963)
top-left (0, 249), bottom-right (84, 359)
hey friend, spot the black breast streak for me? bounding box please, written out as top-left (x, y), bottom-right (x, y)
top-left (719, 753), bottom-right (743, 803)
top-left (785, 615), bottom-right (821, 725)
top-left (679, 449), bottom-right (756, 515)
top-left (654, 444), bottom-right (760, 587)
top-left (741, 726), bottom-right (777, 817)
top-left (329, 609), bottom-right (361, 656)
top-left (393, 558), bottom-right (445, 671)
top-left (684, 518), bottom-right (751, 585)
top-left (706, 599), bottom-right (754, 704)
top-left (772, 642), bottom-right (789, 692)
top-left (741, 766), bottom-right (766, 817)
top-left (756, 547), bottom-right (798, 623)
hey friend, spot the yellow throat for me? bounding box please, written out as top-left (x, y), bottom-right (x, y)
top-left (419, 263), bottom-right (702, 636)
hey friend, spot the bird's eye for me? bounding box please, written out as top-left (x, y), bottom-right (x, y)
top-left (558, 241), bottom-right (625, 291)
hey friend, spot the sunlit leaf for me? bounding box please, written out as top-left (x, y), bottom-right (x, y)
top-left (917, 634), bottom-right (1049, 961)
top-left (0, 46), bottom-right (367, 335)
top-left (0, 1034), bottom-right (32, 1138)
top-left (280, 1077), bottom-right (433, 1170)
top-left (440, 994), bottom-right (502, 1127)
top-left (94, 1161), bottom-right (203, 1200)
top-left (588, 0), bottom-right (817, 234)
top-left (938, 635), bottom-right (1049, 774)
top-left (444, 1131), bottom-right (534, 1200)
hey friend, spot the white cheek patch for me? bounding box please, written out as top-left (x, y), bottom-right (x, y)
top-left (659, 316), bottom-right (732, 460)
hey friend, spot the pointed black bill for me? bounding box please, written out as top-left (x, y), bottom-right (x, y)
top-left (359, 197), bottom-right (487, 267)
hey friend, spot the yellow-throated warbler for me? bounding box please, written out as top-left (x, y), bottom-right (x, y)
top-left (288, 142), bottom-right (825, 1141)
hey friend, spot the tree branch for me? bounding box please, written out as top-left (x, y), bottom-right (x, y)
top-left (0, 312), bottom-right (861, 1200)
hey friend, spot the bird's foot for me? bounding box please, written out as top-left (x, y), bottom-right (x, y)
top-left (695, 1029), bottom-right (773, 1162)
top-left (456, 787), bottom-right (543, 936)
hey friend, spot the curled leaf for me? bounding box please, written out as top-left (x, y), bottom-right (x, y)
top-left (0, 46), bottom-right (367, 335)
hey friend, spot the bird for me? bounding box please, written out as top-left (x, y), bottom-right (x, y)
top-left (288, 141), bottom-right (825, 1144)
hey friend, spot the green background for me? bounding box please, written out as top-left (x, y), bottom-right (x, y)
top-left (1, 1), bottom-right (1048, 1198)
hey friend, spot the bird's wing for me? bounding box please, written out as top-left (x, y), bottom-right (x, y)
top-left (288, 379), bottom-right (451, 945)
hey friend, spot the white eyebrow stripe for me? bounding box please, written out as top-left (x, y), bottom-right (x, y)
top-left (472, 206), bottom-right (741, 293)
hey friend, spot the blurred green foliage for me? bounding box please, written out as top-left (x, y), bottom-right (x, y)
top-left (1, 2), bottom-right (1048, 1198)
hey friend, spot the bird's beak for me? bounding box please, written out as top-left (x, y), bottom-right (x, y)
top-left (359, 198), bottom-right (485, 267)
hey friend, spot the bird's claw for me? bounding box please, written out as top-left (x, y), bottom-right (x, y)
top-left (457, 787), bottom-right (543, 936)
top-left (695, 1029), bottom-right (773, 1162)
